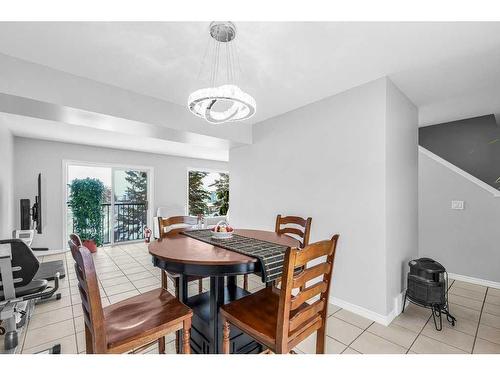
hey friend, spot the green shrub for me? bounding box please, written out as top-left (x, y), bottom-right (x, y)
top-left (68, 178), bottom-right (105, 246)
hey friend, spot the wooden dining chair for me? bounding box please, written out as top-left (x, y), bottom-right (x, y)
top-left (242, 214), bottom-right (312, 291)
top-left (275, 214), bottom-right (312, 248)
top-left (69, 233), bottom-right (82, 247)
top-left (221, 234), bottom-right (339, 354)
top-left (68, 235), bottom-right (193, 354)
top-left (158, 216), bottom-right (204, 295)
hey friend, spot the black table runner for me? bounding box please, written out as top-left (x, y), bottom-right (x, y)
top-left (181, 229), bottom-right (289, 283)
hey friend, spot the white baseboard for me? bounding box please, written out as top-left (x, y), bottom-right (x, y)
top-left (448, 272), bottom-right (500, 289)
top-left (330, 292), bottom-right (405, 326)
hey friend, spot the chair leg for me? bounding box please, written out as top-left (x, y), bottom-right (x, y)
top-left (182, 319), bottom-right (191, 354)
top-left (174, 278), bottom-right (180, 354)
top-left (198, 279), bottom-right (203, 294)
top-left (161, 270), bottom-right (168, 290)
top-left (158, 336), bottom-right (165, 354)
top-left (316, 325), bottom-right (326, 354)
top-left (84, 325), bottom-right (94, 354)
top-left (222, 319), bottom-right (231, 354)
top-left (243, 275), bottom-right (248, 291)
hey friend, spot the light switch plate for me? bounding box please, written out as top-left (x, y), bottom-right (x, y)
top-left (451, 200), bottom-right (464, 210)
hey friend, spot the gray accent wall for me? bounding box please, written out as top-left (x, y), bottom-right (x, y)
top-left (419, 114), bottom-right (500, 190)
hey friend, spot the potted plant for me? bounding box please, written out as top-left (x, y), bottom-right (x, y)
top-left (68, 178), bottom-right (105, 252)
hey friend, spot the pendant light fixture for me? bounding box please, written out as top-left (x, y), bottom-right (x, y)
top-left (188, 22), bottom-right (256, 124)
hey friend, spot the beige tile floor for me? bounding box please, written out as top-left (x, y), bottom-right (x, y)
top-left (7, 242), bottom-right (500, 354)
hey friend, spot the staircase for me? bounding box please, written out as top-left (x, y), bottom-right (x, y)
top-left (419, 114), bottom-right (500, 191)
top-left (418, 114), bottom-right (500, 285)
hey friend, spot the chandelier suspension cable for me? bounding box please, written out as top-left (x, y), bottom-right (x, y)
top-left (196, 37), bottom-right (211, 82)
top-left (210, 38), bottom-right (217, 86)
top-left (229, 41), bottom-right (236, 83)
top-left (210, 38), bottom-right (215, 86)
top-left (213, 39), bottom-right (220, 86)
top-left (235, 41), bottom-right (243, 78)
top-left (225, 42), bottom-right (229, 83)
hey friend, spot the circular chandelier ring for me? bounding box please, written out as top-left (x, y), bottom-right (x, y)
top-left (188, 85), bottom-right (256, 124)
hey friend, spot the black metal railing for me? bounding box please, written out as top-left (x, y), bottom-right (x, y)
top-left (113, 202), bottom-right (147, 243)
top-left (67, 202), bottom-right (147, 245)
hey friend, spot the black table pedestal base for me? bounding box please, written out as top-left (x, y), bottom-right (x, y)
top-left (178, 275), bottom-right (263, 354)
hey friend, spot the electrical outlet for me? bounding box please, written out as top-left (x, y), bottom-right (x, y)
top-left (451, 200), bottom-right (464, 210)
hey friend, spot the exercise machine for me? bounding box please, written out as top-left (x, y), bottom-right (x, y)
top-left (0, 239), bottom-right (60, 352)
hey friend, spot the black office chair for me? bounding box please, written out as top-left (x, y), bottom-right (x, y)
top-left (0, 239), bottom-right (60, 351)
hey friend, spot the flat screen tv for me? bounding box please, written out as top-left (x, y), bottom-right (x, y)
top-left (32, 173), bottom-right (42, 234)
top-left (19, 173), bottom-right (43, 234)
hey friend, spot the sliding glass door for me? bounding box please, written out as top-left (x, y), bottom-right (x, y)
top-left (66, 163), bottom-right (151, 246)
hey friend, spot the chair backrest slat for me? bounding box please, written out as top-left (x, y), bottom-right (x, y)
top-left (288, 299), bottom-right (325, 332)
top-left (290, 281), bottom-right (327, 310)
top-left (292, 263), bottom-right (330, 289)
top-left (294, 240), bottom-right (332, 267)
top-left (275, 215), bottom-right (312, 248)
top-left (275, 234), bottom-right (339, 352)
top-left (68, 234), bottom-right (106, 353)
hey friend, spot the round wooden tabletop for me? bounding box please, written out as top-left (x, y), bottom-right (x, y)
top-left (148, 229), bottom-right (300, 277)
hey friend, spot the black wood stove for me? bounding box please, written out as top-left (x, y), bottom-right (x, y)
top-left (402, 258), bottom-right (456, 331)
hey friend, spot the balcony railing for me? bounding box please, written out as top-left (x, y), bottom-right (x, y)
top-left (67, 202), bottom-right (147, 245)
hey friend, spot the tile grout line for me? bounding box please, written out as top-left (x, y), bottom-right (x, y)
top-left (363, 321), bottom-right (421, 353)
top-left (342, 318), bottom-right (376, 353)
top-left (471, 287), bottom-right (488, 353)
top-left (406, 278), bottom-right (464, 354)
top-left (23, 332), bottom-right (77, 353)
top-left (25, 258), bottom-right (77, 353)
top-left (405, 311), bottom-right (433, 354)
top-left (106, 247), bottom-right (143, 298)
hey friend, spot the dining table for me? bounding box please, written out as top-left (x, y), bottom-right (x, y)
top-left (148, 228), bottom-right (299, 354)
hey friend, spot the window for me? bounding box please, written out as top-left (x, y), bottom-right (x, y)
top-left (188, 170), bottom-right (229, 217)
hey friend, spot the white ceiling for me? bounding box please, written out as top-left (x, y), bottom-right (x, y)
top-left (1, 22), bottom-right (500, 125)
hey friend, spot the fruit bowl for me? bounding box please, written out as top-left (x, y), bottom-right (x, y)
top-left (211, 220), bottom-right (234, 239)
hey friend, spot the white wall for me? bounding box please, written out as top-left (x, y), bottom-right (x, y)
top-left (385, 81), bottom-right (419, 313)
top-left (0, 121), bottom-right (14, 238)
top-left (13, 137), bottom-right (227, 249)
top-left (230, 77), bottom-right (418, 320)
top-left (419, 149), bottom-right (500, 283)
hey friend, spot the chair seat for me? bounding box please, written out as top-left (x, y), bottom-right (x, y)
top-left (104, 288), bottom-right (192, 350)
top-left (0, 279), bottom-right (48, 300)
top-left (220, 287), bottom-right (319, 350)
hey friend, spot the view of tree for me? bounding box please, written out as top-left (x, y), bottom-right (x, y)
top-left (124, 171), bottom-right (148, 202)
top-left (188, 171), bottom-right (210, 215)
top-left (115, 171), bottom-right (148, 241)
top-left (210, 173), bottom-right (229, 215)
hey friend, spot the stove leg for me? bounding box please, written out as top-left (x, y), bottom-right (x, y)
top-left (432, 306), bottom-right (442, 331)
top-left (444, 307), bottom-right (456, 326)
